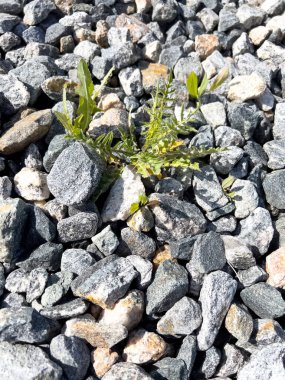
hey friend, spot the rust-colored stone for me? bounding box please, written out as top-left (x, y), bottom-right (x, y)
top-left (195, 34), bottom-right (219, 60)
top-left (266, 247), bottom-right (285, 288)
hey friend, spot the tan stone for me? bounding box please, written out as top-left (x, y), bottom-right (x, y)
top-left (74, 28), bottom-right (97, 43)
top-left (127, 206), bottom-right (154, 232)
top-left (135, 0), bottom-right (152, 13)
top-left (266, 247), bottom-right (285, 288)
top-left (249, 26), bottom-right (271, 46)
top-left (195, 34), bottom-right (219, 60)
top-left (153, 245), bottom-right (176, 269)
top-left (98, 93), bottom-right (124, 111)
top-left (0, 109), bottom-right (52, 155)
top-left (65, 316), bottom-right (128, 348)
top-left (115, 14), bottom-right (150, 43)
top-left (88, 108), bottom-right (128, 139)
top-left (95, 20), bottom-right (109, 48)
top-left (227, 73), bottom-right (266, 102)
top-left (139, 62), bottom-right (168, 93)
top-left (99, 290), bottom-right (144, 331)
top-left (123, 328), bottom-right (167, 364)
top-left (55, 0), bottom-right (74, 14)
top-left (92, 348), bottom-right (119, 378)
top-left (225, 303), bottom-right (253, 343)
top-left (14, 167), bottom-right (50, 201)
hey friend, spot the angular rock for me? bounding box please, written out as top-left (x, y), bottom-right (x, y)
top-left (40, 298), bottom-right (88, 320)
top-left (150, 357), bottom-right (188, 380)
top-left (127, 206), bottom-right (154, 233)
top-left (119, 67), bottom-right (143, 97)
top-left (72, 256), bottom-right (138, 308)
top-left (197, 271), bottom-right (237, 350)
top-left (263, 169), bottom-right (285, 209)
top-left (123, 328), bottom-right (167, 364)
top-left (216, 343), bottom-right (246, 377)
top-left (120, 227), bottom-right (156, 259)
top-left (227, 73), bottom-right (266, 102)
top-left (177, 335), bottom-right (197, 376)
top-left (227, 102), bottom-right (260, 140)
top-left (5, 268), bottom-right (30, 293)
top-left (0, 306), bottom-right (59, 343)
top-left (102, 166), bottom-right (145, 223)
top-left (231, 179), bottom-right (259, 219)
top-left (26, 268), bottom-right (48, 303)
top-left (50, 334), bottom-right (90, 380)
top-left (222, 235), bottom-right (255, 270)
top-left (238, 207), bottom-right (274, 255)
top-left (236, 4), bottom-right (265, 29)
top-left (146, 260), bottom-right (188, 315)
top-left (0, 342), bottom-right (62, 380)
top-left (0, 13), bottom-right (20, 33)
top-left (240, 283), bottom-right (285, 319)
top-left (91, 347), bottom-right (119, 378)
top-left (273, 103), bottom-right (285, 139)
top-left (57, 212), bottom-right (98, 243)
top-left (195, 34), bottom-right (219, 60)
top-left (102, 362), bottom-right (153, 380)
top-left (139, 61), bottom-right (168, 93)
top-left (199, 346), bottom-right (221, 379)
top-left (225, 303), bottom-right (253, 343)
top-left (14, 167), bottom-right (50, 201)
top-left (264, 140), bottom-right (285, 169)
top-left (266, 247), bottom-right (285, 288)
top-left (126, 255), bottom-right (153, 290)
top-left (23, 0), bottom-right (56, 25)
top-left (210, 146), bottom-right (244, 175)
top-left (157, 296), bottom-right (202, 336)
top-left (238, 265), bottom-right (268, 288)
top-left (61, 248), bottom-right (95, 276)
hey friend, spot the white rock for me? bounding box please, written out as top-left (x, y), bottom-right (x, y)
top-left (101, 166), bottom-right (145, 223)
top-left (200, 102), bottom-right (226, 127)
top-left (249, 26), bottom-right (271, 46)
top-left (14, 167), bottom-right (50, 201)
top-left (227, 73), bottom-right (266, 102)
top-left (73, 41), bottom-right (99, 62)
top-left (261, 0), bottom-right (284, 16)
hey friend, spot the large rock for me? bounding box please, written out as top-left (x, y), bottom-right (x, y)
top-left (237, 343), bottom-right (285, 380)
top-left (227, 73), bottom-right (266, 102)
top-left (149, 193), bottom-right (207, 241)
top-left (57, 212), bottom-right (98, 242)
top-left (47, 142), bottom-right (104, 206)
top-left (101, 166), bottom-right (145, 223)
top-left (0, 306), bottom-right (59, 343)
top-left (0, 110), bottom-right (53, 155)
top-left (71, 256), bottom-right (138, 308)
top-left (23, 0), bottom-right (56, 25)
top-left (0, 342), bottom-right (62, 380)
top-left (197, 271), bottom-right (237, 350)
top-left (0, 73), bottom-right (29, 115)
top-left (263, 169), bottom-right (285, 209)
top-left (0, 198), bottom-right (28, 263)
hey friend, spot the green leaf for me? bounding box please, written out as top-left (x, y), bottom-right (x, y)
top-left (138, 193), bottom-right (148, 206)
top-left (186, 72), bottom-right (198, 99)
top-left (198, 73), bottom-right (208, 97)
top-left (54, 111), bottom-right (72, 133)
top-left (222, 175), bottom-right (236, 190)
top-left (130, 203), bottom-right (140, 214)
top-left (227, 191), bottom-right (236, 198)
top-left (209, 67), bottom-right (229, 92)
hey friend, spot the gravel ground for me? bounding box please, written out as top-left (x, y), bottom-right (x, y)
top-left (1, 0), bottom-right (285, 379)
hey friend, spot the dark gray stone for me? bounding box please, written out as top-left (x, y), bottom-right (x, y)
top-left (61, 248), bottom-right (95, 275)
top-left (0, 13), bottom-right (20, 33)
top-left (0, 0), bottom-right (23, 14)
top-left (45, 23), bottom-right (70, 45)
top-left (22, 26), bottom-right (45, 43)
top-left (154, 177), bottom-right (184, 198)
top-left (152, 0), bottom-right (178, 22)
top-left (26, 268), bottom-right (48, 303)
top-left (120, 227), bottom-right (156, 259)
top-left (274, 103), bottom-right (285, 139)
top-left (149, 193), bottom-right (207, 241)
top-left (0, 306), bottom-right (59, 343)
top-left (23, 0), bottom-right (56, 25)
top-left (240, 283), bottom-right (285, 319)
top-left (146, 260), bottom-right (189, 315)
top-left (91, 225), bottom-right (119, 256)
top-left (214, 126), bottom-right (244, 148)
top-left (207, 215), bottom-right (237, 233)
top-left (17, 242), bottom-right (63, 271)
top-left (200, 346), bottom-right (221, 379)
top-left (150, 357), bottom-right (188, 380)
top-left (263, 169), bottom-right (285, 209)
top-left (216, 343), bottom-right (246, 377)
top-left (91, 56), bottom-right (113, 80)
top-left (169, 235), bottom-right (198, 260)
top-left (227, 102), bottom-right (260, 140)
top-left (264, 140), bottom-right (285, 170)
top-left (0, 73), bottom-right (30, 115)
top-left (222, 235), bottom-right (255, 270)
top-left (101, 42), bottom-right (140, 70)
top-left (50, 334), bottom-right (90, 380)
top-left (0, 293), bottom-right (27, 308)
top-left (237, 266), bottom-right (268, 287)
top-left (71, 255), bottom-right (138, 308)
top-left (218, 8), bottom-right (240, 32)
top-left (126, 255), bottom-right (153, 290)
top-left (43, 134), bottom-right (73, 172)
top-left (47, 142), bottom-right (104, 206)
top-left (210, 146), bottom-right (244, 175)
top-left (57, 212), bottom-right (98, 243)
top-left (0, 342), bottom-right (62, 380)
top-left (159, 45), bottom-right (184, 68)
top-left (102, 362), bottom-right (153, 380)
top-left (177, 335), bottom-right (197, 376)
top-left (190, 232), bottom-right (226, 274)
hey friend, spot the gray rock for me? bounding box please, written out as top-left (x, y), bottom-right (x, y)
top-left (216, 344), bottom-right (246, 377)
top-left (57, 212), bottom-right (98, 243)
top-left (44, 199), bottom-right (67, 221)
top-left (0, 0), bottom-right (23, 14)
top-left (0, 293), bottom-right (27, 308)
top-left (0, 74), bottom-right (30, 115)
top-left (275, 213), bottom-right (285, 247)
top-left (91, 226), bottom-right (119, 256)
top-left (26, 268), bottom-right (48, 303)
top-left (169, 235), bottom-right (198, 261)
top-left (73, 40), bottom-right (100, 63)
top-left (146, 260), bottom-right (188, 315)
top-left (24, 143), bottom-right (42, 170)
top-left (0, 198), bottom-right (28, 263)
top-left (17, 242), bottom-right (63, 271)
top-left (177, 335), bottom-right (197, 376)
top-left (126, 255), bottom-right (153, 290)
top-left (200, 346), bottom-right (221, 379)
top-left (231, 179), bottom-right (259, 219)
top-left (227, 102), bottom-right (260, 140)
top-left (264, 140), bottom-right (285, 169)
top-left (119, 67), bottom-right (143, 97)
top-left (232, 32), bottom-right (254, 57)
top-left (59, 11), bottom-right (91, 29)
top-left (197, 271), bottom-right (237, 350)
top-left (263, 169), bottom-right (285, 209)
top-left (50, 334), bottom-right (90, 380)
top-left (71, 256), bottom-right (138, 308)
top-left (236, 4), bottom-right (265, 29)
top-left (230, 157), bottom-right (249, 180)
top-left (102, 42), bottom-right (140, 70)
top-left (237, 343), bottom-right (285, 380)
top-left (0, 264), bottom-right (4, 296)
top-left (250, 318), bottom-right (285, 347)
top-left (150, 357), bottom-right (188, 380)
top-left (91, 56), bottom-right (113, 80)
top-left (0, 342), bottom-right (62, 380)
top-left (5, 268), bottom-right (29, 293)
top-left (208, 215), bottom-right (237, 233)
top-left (61, 248), bottom-right (95, 275)
top-left (244, 141), bottom-right (268, 168)
top-left (0, 13), bottom-right (20, 33)
top-left (218, 8), bottom-right (240, 32)
top-left (240, 283), bottom-right (285, 319)
top-left (41, 283), bottom-right (65, 307)
top-left (120, 227), bottom-right (156, 259)
top-left (155, 177), bottom-right (184, 198)
top-left (157, 296), bottom-right (202, 336)
top-left (152, 0), bottom-right (178, 22)
top-left (0, 306), bottom-right (59, 343)
top-left (149, 193), bottom-right (207, 241)
top-left (102, 362), bottom-right (153, 380)
top-left (22, 26), bottom-right (45, 43)
top-left (102, 166), bottom-right (145, 223)
top-left (206, 202), bottom-right (236, 221)
top-left (174, 54), bottom-right (203, 83)
top-left (193, 165), bottom-right (229, 212)
top-left (238, 207), bottom-right (274, 255)
top-left (40, 298), bottom-right (89, 320)
top-left (190, 232), bottom-right (226, 274)
top-left (210, 146), bottom-right (244, 175)
top-left (237, 265), bottom-right (268, 287)
top-left (198, 8), bottom-right (219, 32)
top-left (14, 59), bottom-right (51, 102)
top-left (214, 126), bottom-right (244, 148)
top-left (261, 0), bottom-right (284, 15)
top-left (257, 40), bottom-right (285, 66)
top-left (274, 103), bottom-right (285, 139)
top-left (190, 125), bottom-right (214, 149)
top-left (222, 235), bottom-right (255, 270)
top-left (200, 102), bottom-right (226, 127)
top-left (23, 0), bottom-right (56, 26)
top-left (43, 134), bottom-right (73, 172)
top-left (225, 303), bottom-right (253, 343)
top-left (159, 45), bottom-right (184, 68)
top-left (0, 31), bottom-right (20, 52)
top-left (186, 261), bottom-right (205, 297)
top-left (236, 53), bottom-right (273, 87)
top-left (47, 142), bottom-right (103, 206)
top-left (45, 23), bottom-right (70, 45)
